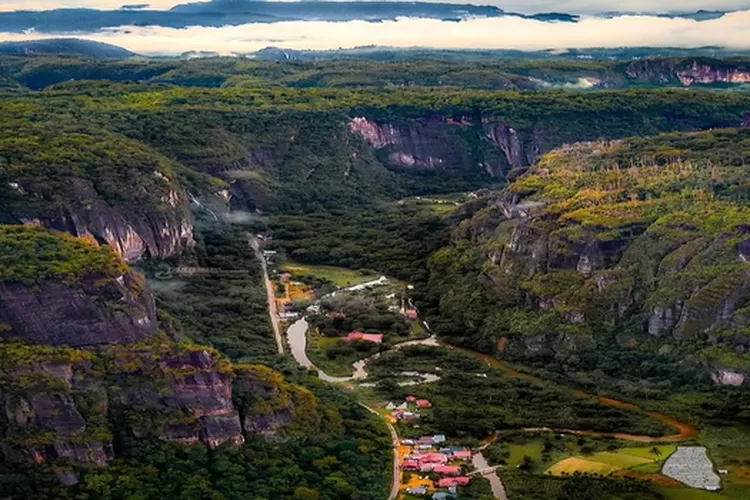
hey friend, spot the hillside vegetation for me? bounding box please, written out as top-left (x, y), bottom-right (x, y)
top-left (428, 128), bottom-right (750, 390)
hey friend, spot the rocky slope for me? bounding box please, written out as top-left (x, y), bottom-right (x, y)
top-left (627, 58), bottom-right (750, 86)
top-left (429, 129), bottom-right (750, 384)
top-left (0, 226), bottom-right (321, 485)
top-left (0, 122), bottom-right (194, 261)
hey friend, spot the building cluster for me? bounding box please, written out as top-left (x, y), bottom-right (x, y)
top-left (401, 434), bottom-right (474, 497)
top-left (386, 395), bottom-right (432, 421)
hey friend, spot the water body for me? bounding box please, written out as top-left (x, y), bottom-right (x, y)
top-left (286, 318), bottom-right (441, 385)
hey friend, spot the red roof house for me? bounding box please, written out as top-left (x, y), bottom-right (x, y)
top-left (406, 309), bottom-right (418, 320)
top-left (343, 331), bottom-right (383, 344)
top-left (406, 395), bottom-right (417, 402)
top-left (416, 399), bottom-right (432, 408)
top-left (437, 477), bottom-right (471, 488)
top-left (422, 453), bottom-right (448, 464)
top-left (433, 465), bottom-right (461, 476)
top-left (402, 460), bottom-right (420, 470)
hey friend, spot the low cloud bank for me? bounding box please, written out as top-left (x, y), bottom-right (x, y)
top-left (3, 0), bottom-right (750, 14)
top-left (4, 12), bottom-right (750, 54)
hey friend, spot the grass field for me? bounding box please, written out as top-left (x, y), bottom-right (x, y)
top-left (279, 260), bottom-right (380, 287)
top-left (546, 457), bottom-right (621, 476)
top-left (306, 334), bottom-right (366, 377)
top-left (584, 451), bottom-right (654, 468)
top-left (544, 444), bottom-right (677, 479)
top-left (656, 487), bottom-right (730, 500)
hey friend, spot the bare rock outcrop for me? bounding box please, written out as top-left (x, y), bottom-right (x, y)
top-left (0, 271), bottom-right (157, 347)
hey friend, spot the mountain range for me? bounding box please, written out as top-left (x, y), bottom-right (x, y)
top-left (0, 1), bottom-right (737, 33)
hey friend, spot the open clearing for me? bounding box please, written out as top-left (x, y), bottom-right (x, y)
top-left (279, 260), bottom-right (379, 287)
top-left (546, 457), bottom-right (621, 476)
top-left (584, 451), bottom-right (653, 468)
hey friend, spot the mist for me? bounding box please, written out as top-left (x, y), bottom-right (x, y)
top-left (3, 11), bottom-right (750, 54)
top-left (3, 0), bottom-right (750, 14)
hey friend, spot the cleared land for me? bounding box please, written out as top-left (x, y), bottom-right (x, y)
top-left (546, 457), bottom-right (621, 476)
top-left (279, 261), bottom-right (379, 287)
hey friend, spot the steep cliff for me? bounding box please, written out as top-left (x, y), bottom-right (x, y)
top-left (627, 58), bottom-right (750, 86)
top-left (0, 227), bottom-right (313, 486)
top-left (0, 122), bottom-right (194, 261)
top-left (0, 226), bottom-right (157, 346)
top-left (429, 128), bottom-right (750, 381)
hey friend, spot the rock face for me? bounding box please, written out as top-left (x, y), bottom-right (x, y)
top-left (430, 130), bottom-right (750, 376)
top-left (349, 116), bottom-right (549, 177)
top-left (2, 354), bottom-right (114, 481)
top-left (0, 271), bottom-right (157, 347)
top-left (28, 181), bottom-right (194, 262)
top-left (627, 59), bottom-right (750, 86)
top-left (117, 348), bottom-right (245, 448)
top-left (348, 116), bottom-right (480, 172)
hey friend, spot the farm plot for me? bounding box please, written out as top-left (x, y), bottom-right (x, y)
top-left (546, 457), bottom-right (621, 476)
top-left (662, 446), bottom-right (721, 491)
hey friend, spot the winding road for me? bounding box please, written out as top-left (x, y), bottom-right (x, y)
top-left (263, 260), bottom-right (696, 500)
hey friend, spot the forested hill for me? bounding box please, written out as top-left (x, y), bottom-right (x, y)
top-left (426, 128), bottom-right (750, 393)
top-left (2, 53), bottom-right (750, 90)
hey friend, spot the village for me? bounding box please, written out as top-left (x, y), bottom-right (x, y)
top-left (387, 396), bottom-right (479, 499)
top-left (261, 250), bottom-right (498, 499)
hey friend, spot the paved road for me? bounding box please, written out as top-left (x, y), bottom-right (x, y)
top-left (472, 452), bottom-right (508, 500)
top-left (360, 403), bottom-right (400, 500)
top-left (249, 236), bottom-right (284, 355)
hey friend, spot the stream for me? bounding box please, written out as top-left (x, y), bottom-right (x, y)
top-left (287, 318), bottom-right (696, 442)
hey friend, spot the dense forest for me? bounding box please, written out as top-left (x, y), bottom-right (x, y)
top-left (1, 53), bottom-right (750, 498)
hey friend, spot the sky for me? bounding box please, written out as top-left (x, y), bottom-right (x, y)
top-left (2, 0), bottom-right (750, 14)
top-left (1, 0), bottom-right (750, 54)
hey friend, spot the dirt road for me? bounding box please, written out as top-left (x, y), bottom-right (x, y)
top-left (249, 235), bottom-right (284, 355)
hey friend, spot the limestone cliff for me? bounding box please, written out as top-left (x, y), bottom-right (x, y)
top-left (0, 227), bottom-right (304, 486)
top-left (430, 129), bottom-right (750, 380)
top-left (0, 126), bottom-right (194, 262)
top-left (626, 58), bottom-right (750, 86)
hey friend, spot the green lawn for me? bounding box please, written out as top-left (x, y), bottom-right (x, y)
top-left (279, 260), bottom-right (380, 287)
top-left (306, 334), bottom-right (364, 377)
top-left (585, 451), bottom-right (653, 468)
top-left (547, 457), bottom-right (621, 476)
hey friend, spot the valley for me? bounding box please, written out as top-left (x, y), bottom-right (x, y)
top-left (0, 53), bottom-right (749, 500)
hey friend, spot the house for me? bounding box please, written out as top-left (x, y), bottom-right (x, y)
top-left (416, 399), bottom-right (432, 409)
top-left (401, 412), bottom-right (419, 421)
top-left (279, 272), bottom-right (292, 282)
top-left (437, 477), bottom-right (470, 488)
top-left (401, 439), bottom-right (416, 446)
top-left (418, 436), bottom-right (434, 446)
top-left (433, 465), bottom-right (460, 476)
top-left (386, 402), bottom-right (397, 411)
top-left (422, 453), bottom-right (448, 464)
top-left (406, 309), bottom-right (419, 320)
top-left (452, 450), bottom-right (472, 461)
top-left (406, 395), bottom-right (417, 402)
top-left (420, 463), bottom-right (435, 473)
top-left (406, 486), bottom-right (428, 496)
top-left (402, 460), bottom-right (420, 470)
top-left (343, 331), bottom-right (384, 344)
top-left (433, 434), bottom-right (446, 444)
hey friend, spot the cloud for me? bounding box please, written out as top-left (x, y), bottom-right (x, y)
top-left (3, 11), bottom-right (750, 54)
top-left (2, 0), bottom-right (750, 14)
top-left (0, 0), bottom-right (184, 10)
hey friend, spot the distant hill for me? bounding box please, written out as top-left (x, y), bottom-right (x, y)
top-left (0, 38), bottom-right (134, 58)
